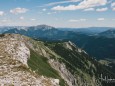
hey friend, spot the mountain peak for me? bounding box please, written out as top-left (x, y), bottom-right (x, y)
top-left (35, 24), bottom-right (55, 30)
top-left (98, 29), bottom-right (115, 38)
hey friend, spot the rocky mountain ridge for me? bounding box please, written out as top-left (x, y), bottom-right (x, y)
top-left (0, 34), bottom-right (115, 86)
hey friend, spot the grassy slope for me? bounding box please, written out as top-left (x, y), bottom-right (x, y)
top-left (27, 49), bottom-right (66, 86)
top-left (46, 42), bottom-right (115, 79)
top-left (27, 38), bottom-right (115, 86)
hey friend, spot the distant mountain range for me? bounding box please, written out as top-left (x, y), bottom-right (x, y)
top-left (0, 26), bottom-right (13, 33)
top-left (59, 27), bottom-right (113, 35)
top-left (0, 26), bottom-right (27, 33)
top-left (97, 29), bottom-right (115, 38)
top-left (2, 25), bottom-right (115, 60)
top-left (0, 34), bottom-right (115, 86)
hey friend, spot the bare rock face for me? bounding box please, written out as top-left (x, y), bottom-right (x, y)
top-left (0, 34), bottom-right (59, 86)
top-left (49, 59), bottom-right (76, 86)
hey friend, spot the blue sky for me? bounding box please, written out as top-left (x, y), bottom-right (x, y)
top-left (0, 0), bottom-right (115, 28)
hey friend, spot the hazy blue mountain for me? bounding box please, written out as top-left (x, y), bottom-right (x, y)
top-left (4, 25), bottom-right (81, 40)
top-left (0, 26), bottom-right (12, 33)
top-left (97, 29), bottom-right (115, 38)
top-left (59, 27), bottom-right (114, 35)
top-left (0, 26), bottom-right (27, 33)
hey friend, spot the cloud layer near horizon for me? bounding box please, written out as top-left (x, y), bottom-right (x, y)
top-left (52, 0), bottom-right (107, 11)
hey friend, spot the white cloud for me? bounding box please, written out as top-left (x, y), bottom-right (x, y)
top-left (69, 19), bottom-right (79, 22)
top-left (41, 0), bottom-right (81, 7)
top-left (2, 19), bottom-right (8, 22)
top-left (0, 19), bottom-right (11, 23)
top-left (96, 7), bottom-right (108, 12)
top-left (42, 8), bottom-right (47, 11)
top-left (111, 2), bottom-right (115, 7)
top-left (10, 7), bottom-right (29, 14)
top-left (84, 8), bottom-right (95, 11)
top-left (0, 11), bottom-right (4, 16)
top-left (112, 7), bottom-right (115, 11)
top-left (80, 19), bottom-right (87, 21)
top-left (47, 12), bottom-right (51, 15)
top-left (20, 16), bottom-right (24, 20)
top-left (111, 2), bottom-right (115, 11)
top-left (69, 18), bottom-right (87, 22)
top-left (46, 11), bottom-right (58, 15)
top-left (31, 19), bottom-right (36, 21)
top-left (52, 5), bottom-right (77, 11)
top-left (52, 0), bottom-right (107, 11)
top-left (97, 18), bottom-right (105, 21)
